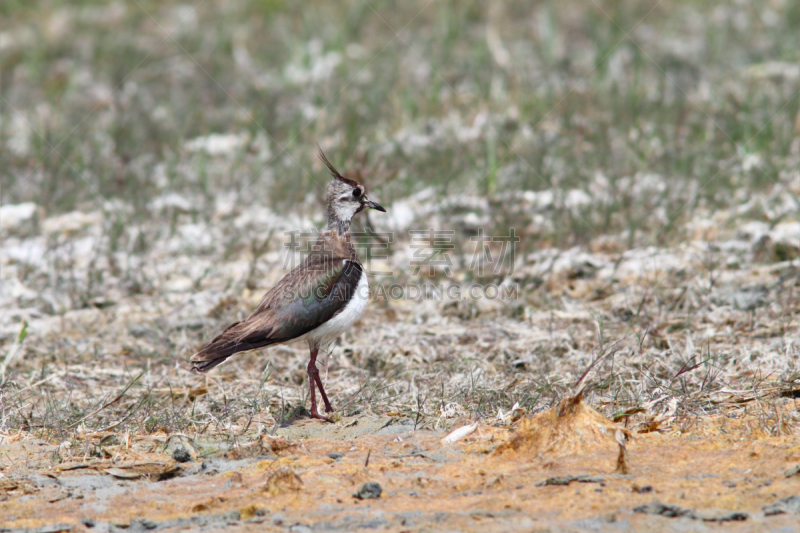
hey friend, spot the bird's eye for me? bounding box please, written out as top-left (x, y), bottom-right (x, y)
top-left (352, 189), bottom-right (362, 198)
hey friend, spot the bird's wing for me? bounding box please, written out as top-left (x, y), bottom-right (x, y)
top-left (190, 257), bottom-right (363, 372)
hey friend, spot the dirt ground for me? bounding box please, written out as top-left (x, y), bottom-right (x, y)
top-left (2, 396), bottom-right (800, 533)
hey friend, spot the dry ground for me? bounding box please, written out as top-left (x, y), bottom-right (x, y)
top-left (3, 399), bottom-right (800, 532)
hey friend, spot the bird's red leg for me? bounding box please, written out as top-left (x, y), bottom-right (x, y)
top-left (307, 343), bottom-right (333, 422)
top-left (313, 369), bottom-right (334, 413)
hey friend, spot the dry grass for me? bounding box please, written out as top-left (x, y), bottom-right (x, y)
top-left (1, 0), bottom-right (799, 456)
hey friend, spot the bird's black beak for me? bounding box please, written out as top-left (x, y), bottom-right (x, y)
top-left (366, 199), bottom-right (386, 212)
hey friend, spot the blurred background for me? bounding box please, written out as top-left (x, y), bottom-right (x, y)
top-left (2, 1), bottom-right (799, 245)
top-left (1, 0), bottom-right (799, 437)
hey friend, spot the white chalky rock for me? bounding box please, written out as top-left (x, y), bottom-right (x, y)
top-left (770, 222), bottom-right (800, 247)
top-left (0, 202), bottom-right (38, 235)
top-left (42, 211), bottom-right (103, 236)
top-left (184, 133), bottom-right (249, 156)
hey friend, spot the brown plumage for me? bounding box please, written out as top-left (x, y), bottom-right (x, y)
top-left (190, 148), bottom-right (386, 422)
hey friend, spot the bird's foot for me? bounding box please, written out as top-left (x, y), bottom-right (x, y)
top-left (310, 408), bottom-right (334, 423)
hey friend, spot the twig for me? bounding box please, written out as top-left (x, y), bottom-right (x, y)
top-left (7, 373), bottom-right (59, 401)
top-left (68, 370), bottom-right (146, 429)
top-left (0, 320), bottom-right (28, 379)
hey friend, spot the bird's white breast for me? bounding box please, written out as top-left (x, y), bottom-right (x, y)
top-left (301, 261), bottom-right (369, 346)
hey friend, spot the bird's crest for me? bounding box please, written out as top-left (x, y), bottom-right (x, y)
top-left (317, 145), bottom-right (358, 187)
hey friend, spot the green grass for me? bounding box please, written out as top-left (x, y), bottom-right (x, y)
top-left (1, 0), bottom-right (798, 247)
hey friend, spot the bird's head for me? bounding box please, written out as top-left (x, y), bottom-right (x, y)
top-left (319, 148), bottom-right (385, 234)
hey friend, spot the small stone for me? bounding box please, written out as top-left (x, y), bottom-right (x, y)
top-left (200, 460), bottom-right (218, 474)
top-left (225, 472), bottom-right (244, 488)
top-left (634, 502), bottom-right (696, 519)
top-left (535, 474), bottom-right (604, 486)
top-left (354, 481), bottom-right (382, 499)
top-left (172, 448), bottom-right (192, 463)
top-left (763, 495), bottom-right (800, 515)
top-left (265, 467), bottom-right (303, 495)
top-left (223, 510), bottom-right (241, 522)
top-left (32, 524), bottom-right (74, 533)
top-left (328, 452), bottom-right (345, 460)
top-left (135, 518), bottom-right (158, 530)
top-left (700, 510), bottom-right (748, 522)
top-left (239, 504), bottom-right (259, 520)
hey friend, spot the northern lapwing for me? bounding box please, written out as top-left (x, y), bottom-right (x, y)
top-left (190, 148), bottom-right (386, 422)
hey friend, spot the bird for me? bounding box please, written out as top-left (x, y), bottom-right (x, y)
top-left (190, 148), bottom-right (386, 422)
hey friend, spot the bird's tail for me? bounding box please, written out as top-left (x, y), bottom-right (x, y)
top-left (190, 321), bottom-right (275, 373)
top-left (190, 351), bottom-right (234, 373)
